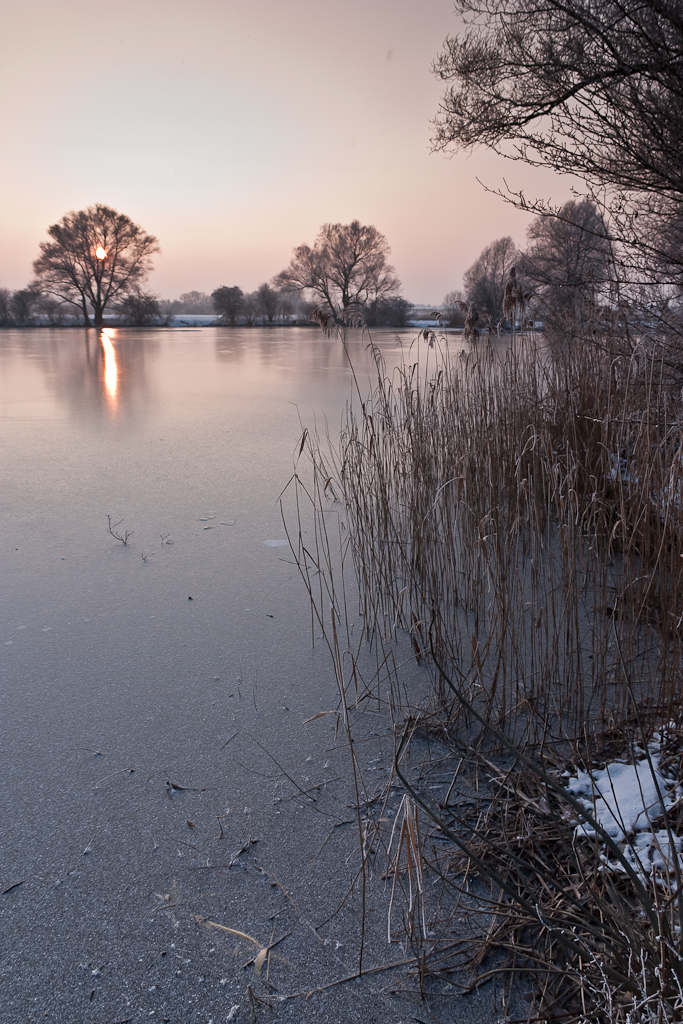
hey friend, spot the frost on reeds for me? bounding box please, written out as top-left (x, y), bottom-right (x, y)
top-left (284, 320), bottom-right (683, 1020)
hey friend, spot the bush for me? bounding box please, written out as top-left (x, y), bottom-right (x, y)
top-left (116, 291), bottom-right (162, 326)
top-left (364, 295), bottom-right (413, 327)
top-left (211, 285), bottom-right (244, 325)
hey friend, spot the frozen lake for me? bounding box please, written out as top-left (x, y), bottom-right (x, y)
top-left (0, 325), bottom-right (492, 1024)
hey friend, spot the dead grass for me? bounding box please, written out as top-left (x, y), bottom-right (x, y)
top-left (308, 327), bottom-right (683, 748)
top-left (283, 311), bottom-right (683, 1020)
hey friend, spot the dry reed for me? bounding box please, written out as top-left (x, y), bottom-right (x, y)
top-left (284, 316), bottom-right (683, 1020)
top-left (317, 331), bottom-right (683, 748)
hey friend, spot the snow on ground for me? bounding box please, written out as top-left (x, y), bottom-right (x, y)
top-left (565, 732), bottom-right (682, 879)
top-left (620, 828), bottom-right (683, 877)
top-left (168, 314), bottom-right (217, 326)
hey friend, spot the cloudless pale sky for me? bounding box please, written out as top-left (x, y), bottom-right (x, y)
top-left (1, 0), bottom-right (573, 303)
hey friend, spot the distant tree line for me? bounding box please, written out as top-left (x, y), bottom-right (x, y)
top-left (3, 197), bottom-right (606, 332)
top-left (0, 283), bottom-right (70, 327)
top-left (2, 212), bottom-right (415, 329)
top-left (1, 200), bottom-right (610, 335)
top-left (0, 280), bottom-right (166, 328)
top-left (0, 277), bottom-right (413, 329)
top-left (208, 284), bottom-right (311, 326)
top-left (208, 283), bottom-right (413, 329)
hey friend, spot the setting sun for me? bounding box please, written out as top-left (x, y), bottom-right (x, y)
top-left (95, 246), bottom-right (107, 260)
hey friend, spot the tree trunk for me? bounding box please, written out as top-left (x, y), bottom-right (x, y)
top-left (81, 296), bottom-right (91, 328)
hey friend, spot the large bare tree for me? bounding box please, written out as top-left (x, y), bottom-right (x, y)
top-left (274, 220), bottom-right (400, 317)
top-left (432, 0), bottom-right (683, 288)
top-left (33, 204), bottom-right (159, 327)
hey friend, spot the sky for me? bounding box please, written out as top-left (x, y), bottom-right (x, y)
top-left (1, 0), bottom-right (574, 304)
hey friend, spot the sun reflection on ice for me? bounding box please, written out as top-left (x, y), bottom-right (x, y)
top-left (100, 328), bottom-right (118, 404)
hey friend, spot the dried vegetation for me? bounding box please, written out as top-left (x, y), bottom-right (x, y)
top-left (284, 315), bottom-right (683, 1021)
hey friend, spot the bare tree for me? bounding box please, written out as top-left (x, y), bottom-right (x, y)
top-left (211, 286), bottom-right (244, 325)
top-left (463, 237), bottom-right (518, 317)
top-left (116, 291), bottom-right (162, 326)
top-left (520, 200), bottom-right (612, 318)
top-left (0, 289), bottom-right (11, 326)
top-left (274, 220), bottom-right (400, 317)
top-left (9, 285), bottom-right (43, 326)
top-left (33, 204), bottom-right (159, 327)
top-left (278, 291), bottom-right (296, 323)
top-left (177, 291), bottom-right (213, 313)
top-left (431, 0), bottom-right (683, 288)
top-left (243, 292), bottom-right (258, 326)
top-left (158, 298), bottom-right (181, 317)
top-left (443, 289), bottom-right (466, 327)
top-left (34, 292), bottom-right (70, 325)
top-left (256, 282), bottom-right (280, 322)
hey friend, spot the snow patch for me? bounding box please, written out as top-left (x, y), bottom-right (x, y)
top-left (565, 731), bottom-right (683, 882)
top-left (566, 755), bottom-right (678, 842)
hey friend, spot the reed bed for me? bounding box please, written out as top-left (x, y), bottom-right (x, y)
top-left (284, 321), bottom-right (683, 1020)
top-left (321, 331), bottom-right (683, 746)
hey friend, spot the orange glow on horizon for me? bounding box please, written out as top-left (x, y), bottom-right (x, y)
top-left (96, 246), bottom-right (107, 260)
top-left (101, 328), bottom-right (118, 403)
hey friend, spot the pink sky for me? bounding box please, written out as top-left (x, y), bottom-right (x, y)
top-left (1, 0), bottom-right (572, 304)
